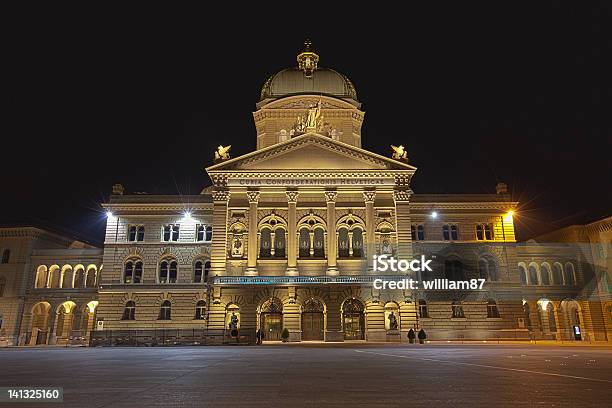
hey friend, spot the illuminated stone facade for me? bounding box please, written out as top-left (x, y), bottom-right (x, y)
top-left (1, 43), bottom-right (610, 345)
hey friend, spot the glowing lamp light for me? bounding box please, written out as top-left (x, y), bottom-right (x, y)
top-left (182, 211), bottom-right (193, 221)
top-left (504, 210), bottom-right (514, 223)
top-left (431, 211), bottom-right (438, 219)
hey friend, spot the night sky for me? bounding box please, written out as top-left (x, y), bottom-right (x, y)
top-left (3, 4), bottom-right (611, 245)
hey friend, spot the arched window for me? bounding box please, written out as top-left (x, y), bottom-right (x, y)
top-left (451, 300), bottom-right (465, 318)
top-left (313, 229), bottom-right (325, 257)
top-left (418, 299), bottom-right (429, 318)
top-left (564, 263), bottom-right (576, 286)
top-left (35, 266), bottom-right (48, 288)
top-left (338, 228), bottom-right (349, 257)
top-left (159, 260), bottom-right (177, 284)
top-left (445, 260), bottom-right (465, 281)
top-left (552, 263), bottom-right (563, 285)
top-left (1, 249), bottom-right (10, 264)
top-left (128, 226), bottom-right (137, 242)
top-left (122, 301), bottom-right (136, 320)
top-left (194, 300), bottom-right (206, 320)
top-left (260, 228), bottom-right (272, 258)
top-left (274, 229), bottom-right (286, 258)
top-left (529, 264), bottom-right (539, 285)
top-left (518, 264), bottom-right (527, 285)
top-left (61, 266), bottom-right (73, 288)
top-left (158, 300), bottom-right (171, 320)
top-left (478, 259), bottom-right (488, 280)
top-left (86, 267), bottom-right (97, 287)
top-left (194, 261), bottom-right (210, 283)
top-left (352, 229), bottom-right (363, 258)
top-left (487, 299), bottom-right (500, 318)
top-left (73, 267), bottom-right (85, 288)
top-left (124, 262), bottom-right (134, 283)
top-left (540, 263), bottom-right (551, 285)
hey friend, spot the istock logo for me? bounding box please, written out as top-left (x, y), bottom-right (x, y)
top-left (372, 255), bottom-right (433, 272)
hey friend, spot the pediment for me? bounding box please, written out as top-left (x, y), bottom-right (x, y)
top-left (206, 133), bottom-right (416, 172)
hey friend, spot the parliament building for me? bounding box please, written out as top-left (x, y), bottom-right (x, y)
top-left (1, 42), bottom-right (610, 346)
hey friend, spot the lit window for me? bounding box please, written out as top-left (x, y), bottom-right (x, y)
top-left (159, 300), bottom-right (171, 320)
top-left (122, 301), bottom-right (136, 320)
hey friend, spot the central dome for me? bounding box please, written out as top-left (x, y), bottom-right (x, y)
top-left (260, 67), bottom-right (357, 102)
top-left (259, 40), bottom-right (358, 105)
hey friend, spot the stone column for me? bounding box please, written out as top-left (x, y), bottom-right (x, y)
top-left (325, 191), bottom-right (338, 276)
top-left (393, 189), bottom-right (413, 261)
top-left (246, 191), bottom-right (260, 276)
top-left (363, 191), bottom-right (376, 260)
top-left (286, 191), bottom-right (299, 276)
top-left (211, 190), bottom-right (231, 278)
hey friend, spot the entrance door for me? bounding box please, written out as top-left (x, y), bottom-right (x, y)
top-left (342, 298), bottom-right (365, 340)
top-left (343, 313), bottom-right (364, 340)
top-left (262, 313), bottom-right (283, 341)
top-left (302, 312), bottom-right (324, 340)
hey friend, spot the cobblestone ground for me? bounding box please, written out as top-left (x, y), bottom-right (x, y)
top-left (0, 344), bottom-right (611, 407)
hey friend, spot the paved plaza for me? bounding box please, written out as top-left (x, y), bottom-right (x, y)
top-left (0, 344), bottom-right (610, 407)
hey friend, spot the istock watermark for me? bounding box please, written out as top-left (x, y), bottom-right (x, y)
top-left (372, 255), bottom-right (433, 272)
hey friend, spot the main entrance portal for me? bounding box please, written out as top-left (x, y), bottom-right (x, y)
top-left (301, 298), bottom-right (324, 341)
top-left (260, 298), bottom-right (283, 341)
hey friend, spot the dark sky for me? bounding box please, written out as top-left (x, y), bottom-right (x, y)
top-left (3, 4), bottom-right (611, 245)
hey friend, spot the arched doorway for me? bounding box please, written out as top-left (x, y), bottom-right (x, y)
top-left (30, 302), bottom-right (51, 345)
top-left (342, 298), bottom-right (365, 340)
top-left (260, 299), bottom-right (283, 341)
top-left (55, 301), bottom-right (77, 344)
top-left (301, 298), bottom-right (324, 341)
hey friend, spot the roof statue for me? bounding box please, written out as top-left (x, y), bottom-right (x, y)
top-left (215, 145), bottom-right (232, 162)
top-left (391, 145), bottom-right (408, 162)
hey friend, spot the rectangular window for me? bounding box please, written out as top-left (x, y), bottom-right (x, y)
top-left (484, 224), bottom-right (493, 240)
top-left (196, 225), bottom-right (205, 242)
top-left (442, 225), bottom-right (450, 240)
top-left (417, 225), bottom-right (425, 241)
top-left (450, 225), bottom-right (459, 240)
top-left (0, 283), bottom-right (5, 297)
top-left (410, 225), bottom-right (416, 241)
top-left (128, 225), bottom-right (145, 242)
top-left (162, 225), bottom-right (180, 242)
